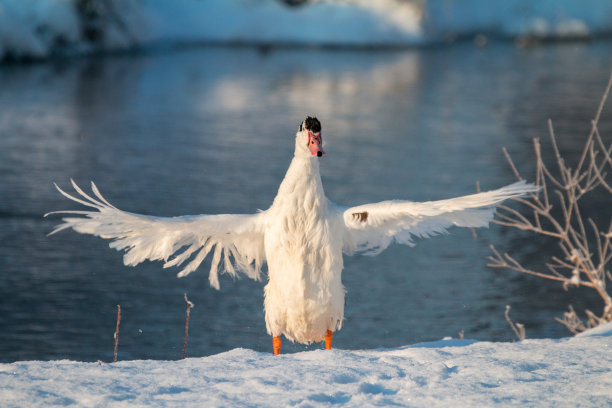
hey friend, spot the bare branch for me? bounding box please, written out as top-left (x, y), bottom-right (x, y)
top-left (555, 305), bottom-right (586, 334)
top-left (502, 147), bottom-right (522, 181)
top-left (505, 305), bottom-right (525, 341)
top-left (113, 305), bottom-right (121, 363)
top-left (535, 138), bottom-right (565, 190)
top-left (182, 293), bottom-right (195, 360)
top-left (592, 69), bottom-right (612, 126)
top-left (487, 246), bottom-right (568, 283)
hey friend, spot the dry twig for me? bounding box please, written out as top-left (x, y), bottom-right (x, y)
top-left (113, 304), bottom-right (121, 363)
top-left (504, 305), bottom-right (525, 341)
top-left (182, 294), bottom-right (194, 359)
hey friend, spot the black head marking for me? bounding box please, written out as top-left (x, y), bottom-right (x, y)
top-left (300, 116), bottom-right (321, 133)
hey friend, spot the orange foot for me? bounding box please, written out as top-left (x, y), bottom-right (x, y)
top-left (273, 336), bottom-right (281, 356)
top-left (325, 330), bottom-right (333, 350)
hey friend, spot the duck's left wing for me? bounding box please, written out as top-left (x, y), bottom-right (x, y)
top-left (339, 180), bottom-right (538, 256)
top-left (45, 180), bottom-right (267, 289)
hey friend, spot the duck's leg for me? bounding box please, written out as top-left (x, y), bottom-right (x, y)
top-left (273, 336), bottom-right (282, 355)
top-left (325, 330), bottom-right (333, 350)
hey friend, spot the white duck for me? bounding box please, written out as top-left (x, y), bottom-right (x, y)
top-left (47, 116), bottom-right (537, 355)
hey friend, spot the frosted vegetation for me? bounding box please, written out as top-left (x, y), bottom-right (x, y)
top-left (3, 0), bottom-right (612, 61)
top-left (490, 72), bottom-right (612, 335)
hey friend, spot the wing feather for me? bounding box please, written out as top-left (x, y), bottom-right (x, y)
top-left (46, 181), bottom-right (267, 289)
top-left (341, 180), bottom-right (539, 255)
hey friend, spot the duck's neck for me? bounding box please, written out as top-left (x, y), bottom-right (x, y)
top-left (274, 156), bottom-right (325, 207)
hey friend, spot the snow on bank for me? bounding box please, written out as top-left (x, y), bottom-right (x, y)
top-left (0, 0), bottom-right (147, 60)
top-left (424, 0), bottom-right (612, 40)
top-left (3, 0), bottom-right (612, 61)
top-left (146, 0), bottom-right (422, 46)
top-left (0, 0), bottom-right (422, 61)
top-left (0, 0), bottom-right (80, 59)
top-left (1, 323), bottom-right (611, 407)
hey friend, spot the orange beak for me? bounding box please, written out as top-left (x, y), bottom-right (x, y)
top-left (308, 131), bottom-right (325, 157)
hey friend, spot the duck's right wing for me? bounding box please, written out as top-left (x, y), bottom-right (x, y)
top-left (46, 180), bottom-right (267, 289)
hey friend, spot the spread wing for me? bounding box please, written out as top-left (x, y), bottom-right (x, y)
top-left (340, 180), bottom-right (538, 256)
top-left (45, 180), bottom-right (266, 289)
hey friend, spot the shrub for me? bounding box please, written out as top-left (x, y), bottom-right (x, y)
top-left (488, 72), bottom-right (612, 334)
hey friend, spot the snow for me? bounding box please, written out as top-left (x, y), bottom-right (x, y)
top-left (3, 0), bottom-right (612, 60)
top-left (423, 0), bottom-right (612, 40)
top-left (1, 323), bottom-right (610, 407)
top-left (146, 0), bottom-right (422, 47)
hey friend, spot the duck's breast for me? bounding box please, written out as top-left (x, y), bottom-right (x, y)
top-left (263, 197), bottom-right (345, 344)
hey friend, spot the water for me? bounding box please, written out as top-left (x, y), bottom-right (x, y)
top-left (1, 42), bottom-right (611, 362)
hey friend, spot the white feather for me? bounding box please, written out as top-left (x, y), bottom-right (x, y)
top-left (340, 180), bottom-right (539, 255)
top-left (45, 181), bottom-right (266, 288)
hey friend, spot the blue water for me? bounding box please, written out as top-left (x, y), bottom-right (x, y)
top-left (1, 42), bottom-right (611, 362)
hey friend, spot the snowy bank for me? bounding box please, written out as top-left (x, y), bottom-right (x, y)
top-left (3, 0), bottom-right (612, 61)
top-left (1, 323), bottom-right (611, 407)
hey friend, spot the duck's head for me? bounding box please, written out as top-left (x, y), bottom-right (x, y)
top-left (295, 116), bottom-right (325, 158)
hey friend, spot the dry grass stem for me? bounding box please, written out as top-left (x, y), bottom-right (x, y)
top-left (182, 293), bottom-right (194, 359)
top-left (113, 304), bottom-right (121, 363)
top-left (504, 305), bottom-right (525, 341)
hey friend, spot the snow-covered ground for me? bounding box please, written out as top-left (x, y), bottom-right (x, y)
top-left (2, 0), bottom-right (612, 60)
top-left (1, 323), bottom-right (610, 407)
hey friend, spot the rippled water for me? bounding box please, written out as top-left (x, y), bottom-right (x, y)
top-left (1, 42), bottom-right (611, 362)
